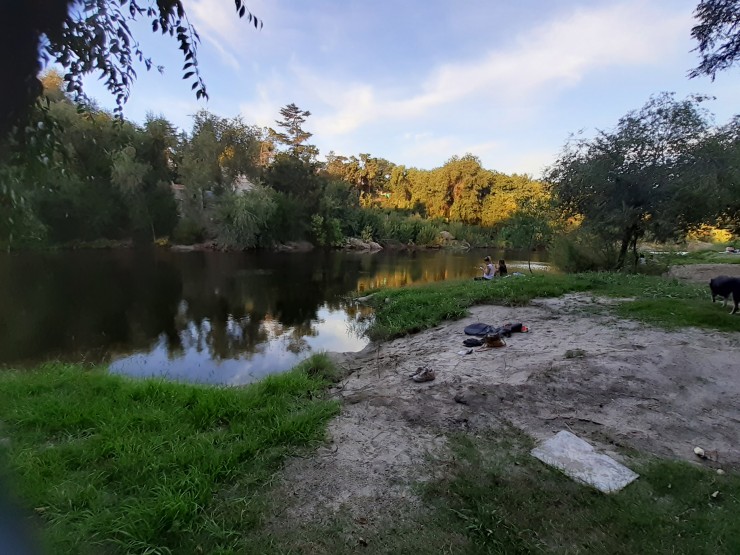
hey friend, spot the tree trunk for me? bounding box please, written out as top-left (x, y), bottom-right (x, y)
top-left (616, 227), bottom-right (634, 270)
top-left (630, 236), bottom-right (638, 271)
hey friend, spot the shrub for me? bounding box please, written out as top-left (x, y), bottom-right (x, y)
top-left (211, 187), bottom-right (278, 249)
top-left (360, 224), bottom-right (374, 243)
top-left (686, 224), bottom-right (735, 244)
top-left (551, 230), bottom-right (618, 272)
top-left (172, 217), bottom-right (205, 245)
top-left (415, 222), bottom-right (439, 246)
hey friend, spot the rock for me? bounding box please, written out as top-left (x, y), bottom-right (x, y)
top-left (439, 230), bottom-right (455, 241)
top-left (275, 241), bottom-right (314, 252)
top-left (345, 238), bottom-right (383, 251)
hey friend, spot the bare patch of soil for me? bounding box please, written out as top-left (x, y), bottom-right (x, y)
top-left (667, 263), bottom-right (740, 284)
top-left (271, 291), bottom-right (740, 530)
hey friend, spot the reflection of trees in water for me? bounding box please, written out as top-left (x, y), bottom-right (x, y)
top-left (346, 305), bottom-right (374, 340)
top-left (2, 248), bottom-right (527, 365)
top-left (0, 249), bottom-right (182, 364)
top-left (164, 252), bottom-right (363, 360)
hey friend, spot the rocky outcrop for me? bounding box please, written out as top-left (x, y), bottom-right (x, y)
top-left (437, 230), bottom-right (470, 250)
top-left (344, 238), bottom-right (383, 251)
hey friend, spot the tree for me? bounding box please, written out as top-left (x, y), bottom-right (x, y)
top-left (268, 103), bottom-right (318, 161)
top-left (690, 0), bottom-right (740, 79)
top-left (0, 0), bottom-right (261, 137)
top-left (111, 146), bottom-right (155, 241)
top-left (547, 93), bottom-right (716, 269)
top-left (322, 152), bottom-right (395, 202)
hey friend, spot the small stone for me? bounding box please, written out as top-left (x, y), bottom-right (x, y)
top-left (454, 394), bottom-right (469, 405)
top-left (717, 469), bottom-right (725, 475)
top-left (711, 490), bottom-right (720, 499)
top-left (693, 446), bottom-right (705, 458)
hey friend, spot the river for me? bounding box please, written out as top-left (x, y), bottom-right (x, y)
top-left (0, 248), bottom-right (548, 385)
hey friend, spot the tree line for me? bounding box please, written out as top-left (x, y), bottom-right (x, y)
top-left (2, 75), bottom-right (739, 269)
top-left (0, 77), bottom-right (550, 251)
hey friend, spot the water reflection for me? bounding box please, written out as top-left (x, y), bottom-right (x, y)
top-left (111, 306), bottom-right (370, 385)
top-left (0, 248), bottom-right (546, 385)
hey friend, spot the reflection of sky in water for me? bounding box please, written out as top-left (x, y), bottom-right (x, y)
top-left (109, 305), bottom-right (369, 386)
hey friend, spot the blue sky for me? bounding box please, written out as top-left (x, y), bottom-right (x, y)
top-left (80, 0), bottom-right (740, 178)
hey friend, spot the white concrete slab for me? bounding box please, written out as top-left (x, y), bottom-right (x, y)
top-left (531, 430), bottom-right (639, 493)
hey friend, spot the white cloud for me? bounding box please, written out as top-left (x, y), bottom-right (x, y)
top-left (187, 0), bottom-right (277, 66)
top-left (184, 0), bottom-right (702, 173)
top-left (302, 1), bottom-right (690, 137)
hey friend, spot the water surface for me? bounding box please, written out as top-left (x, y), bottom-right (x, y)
top-left (0, 248), bottom-right (547, 384)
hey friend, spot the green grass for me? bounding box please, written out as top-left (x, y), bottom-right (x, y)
top-left (367, 272), bottom-right (740, 339)
top-left (253, 430), bottom-right (740, 555)
top-left (653, 249), bottom-right (740, 266)
top-left (417, 431), bottom-right (740, 554)
top-left (0, 355), bottom-right (340, 555)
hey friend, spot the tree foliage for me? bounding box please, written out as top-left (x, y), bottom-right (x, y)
top-left (0, 0), bottom-right (261, 137)
top-left (547, 93), bottom-right (732, 269)
top-left (0, 80), bottom-right (179, 247)
top-left (268, 103), bottom-right (318, 162)
top-left (690, 0), bottom-right (740, 79)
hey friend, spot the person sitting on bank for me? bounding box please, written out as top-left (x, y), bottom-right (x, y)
top-left (496, 259), bottom-right (508, 277)
top-left (474, 256), bottom-right (495, 280)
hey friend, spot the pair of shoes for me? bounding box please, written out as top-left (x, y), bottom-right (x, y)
top-left (410, 366), bottom-right (436, 382)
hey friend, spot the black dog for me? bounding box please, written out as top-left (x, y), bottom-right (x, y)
top-left (709, 275), bottom-right (740, 314)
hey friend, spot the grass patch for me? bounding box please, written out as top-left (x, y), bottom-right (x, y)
top-left (616, 298), bottom-right (740, 331)
top-left (419, 431), bottom-right (740, 554)
top-left (367, 272), bottom-right (740, 339)
top-left (250, 430), bottom-right (740, 554)
top-left (654, 249), bottom-right (740, 266)
top-left (0, 355), bottom-right (340, 554)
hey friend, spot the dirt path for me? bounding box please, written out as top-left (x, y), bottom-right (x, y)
top-left (272, 266), bottom-right (740, 531)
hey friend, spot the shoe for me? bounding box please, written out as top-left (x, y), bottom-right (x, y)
top-left (409, 366), bottom-right (428, 378)
top-left (484, 333), bottom-right (506, 348)
top-left (411, 367), bottom-right (436, 382)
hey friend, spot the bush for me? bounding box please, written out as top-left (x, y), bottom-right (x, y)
top-left (310, 214), bottom-right (343, 247)
top-left (360, 224), bottom-right (374, 243)
top-left (211, 187), bottom-right (278, 249)
top-left (551, 231), bottom-right (618, 272)
top-left (685, 224), bottom-right (735, 244)
top-left (172, 218), bottom-right (205, 245)
top-left (415, 222), bottom-right (439, 246)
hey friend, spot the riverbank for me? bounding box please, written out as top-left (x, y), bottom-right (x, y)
top-left (2, 270), bottom-right (740, 553)
top-left (270, 269), bottom-right (740, 553)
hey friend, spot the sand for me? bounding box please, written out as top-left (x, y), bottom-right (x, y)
top-left (270, 264), bottom-right (740, 527)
